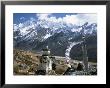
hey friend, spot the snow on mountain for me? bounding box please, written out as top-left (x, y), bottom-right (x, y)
top-left (13, 15), bottom-right (97, 44)
top-left (13, 14), bottom-right (97, 61)
top-left (44, 33), bottom-right (51, 40)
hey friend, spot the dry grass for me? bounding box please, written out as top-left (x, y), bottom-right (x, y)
top-left (13, 49), bottom-right (97, 75)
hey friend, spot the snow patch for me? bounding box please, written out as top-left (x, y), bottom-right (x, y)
top-left (44, 33), bottom-right (51, 39)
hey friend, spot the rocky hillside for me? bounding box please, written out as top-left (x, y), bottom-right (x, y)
top-left (13, 49), bottom-right (69, 75)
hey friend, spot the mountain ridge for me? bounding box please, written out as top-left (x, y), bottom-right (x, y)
top-left (14, 21), bottom-right (97, 62)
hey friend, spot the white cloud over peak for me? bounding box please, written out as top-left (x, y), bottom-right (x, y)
top-left (63, 15), bottom-right (79, 25)
top-left (36, 13), bottom-right (52, 20)
top-left (13, 13), bottom-right (97, 37)
top-left (77, 14), bottom-right (97, 25)
top-left (36, 13), bottom-right (97, 26)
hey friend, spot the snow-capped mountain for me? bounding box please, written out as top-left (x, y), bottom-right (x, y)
top-left (14, 18), bottom-right (97, 42)
top-left (13, 18), bottom-right (97, 62)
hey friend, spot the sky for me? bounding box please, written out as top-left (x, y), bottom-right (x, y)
top-left (13, 13), bottom-right (97, 31)
top-left (13, 13), bottom-right (96, 24)
top-left (13, 13), bottom-right (77, 24)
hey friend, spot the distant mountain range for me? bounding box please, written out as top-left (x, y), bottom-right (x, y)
top-left (13, 20), bottom-right (97, 62)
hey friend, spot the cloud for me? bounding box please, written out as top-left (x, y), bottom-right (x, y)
top-left (20, 17), bottom-right (25, 20)
top-left (76, 14), bottom-right (97, 25)
top-left (36, 13), bottom-right (52, 20)
top-left (36, 13), bottom-right (97, 26)
top-left (13, 13), bottom-right (97, 37)
top-left (63, 15), bottom-right (79, 25)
